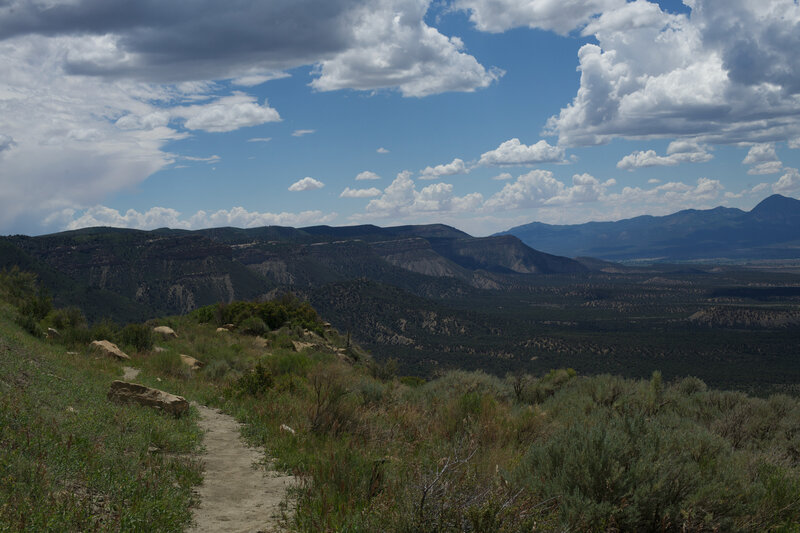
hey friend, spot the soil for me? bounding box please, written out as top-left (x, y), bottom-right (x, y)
top-left (189, 405), bottom-right (295, 533)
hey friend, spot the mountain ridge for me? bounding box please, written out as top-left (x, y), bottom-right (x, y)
top-left (498, 194), bottom-right (800, 261)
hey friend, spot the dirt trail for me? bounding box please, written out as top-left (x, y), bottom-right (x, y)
top-left (190, 405), bottom-right (295, 533)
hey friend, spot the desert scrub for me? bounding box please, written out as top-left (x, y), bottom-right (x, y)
top-left (0, 307), bottom-right (202, 532)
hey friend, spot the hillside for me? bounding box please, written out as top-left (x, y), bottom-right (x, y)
top-left (2, 271), bottom-right (800, 531)
top-left (499, 194), bottom-right (800, 261)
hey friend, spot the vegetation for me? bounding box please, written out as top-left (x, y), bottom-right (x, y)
top-left (3, 270), bottom-right (800, 531)
top-left (0, 271), bottom-right (202, 531)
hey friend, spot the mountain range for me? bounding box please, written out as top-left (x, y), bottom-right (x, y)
top-left (498, 194), bottom-right (800, 262)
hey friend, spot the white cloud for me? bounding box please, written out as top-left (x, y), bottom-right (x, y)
top-left (173, 92), bottom-right (281, 133)
top-left (292, 129), bottom-right (315, 137)
top-left (742, 143), bottom-right (783, 175)
top-left (51, 205), bottom-right (336, 231)
top-left (310, 1), bottom-right (502, 97)
top-left (364, 171), bottom-right (483, 217)
top-left (617, 141), bottom-right (712, 170)
top-left (478, 138), bottom-right (565, 166)
top-left (288, 177), bottom-right (325, 192)
top-left (248, 137), bottom-right (272, 143)
top-left (376, 147), bottom-right (390, 154)
top-left (742, 143), bottom-right (779, 165)
top-left (491, 172), bottom-right (513, 181)
top-left (648, 178), bottom-right (661, 184)
top-left (790, 138), bottom-right (800, 149)
top-left (485, 170), bottom-right (611, 210)
top-left (355, 171), bottom-right (381, 181)
top-left (340, 187), bottom-right (382, 198)
top-left (541, 1), bottom-right (800, 146)
top-left (748, 162), bottom-right (783, 175)
top-left (182, 155), bottom-right (221, 164)
top-left (774, 168), bottom-right (800, 195)
top-left (455, 0), bottom-right (626, 35)
top-left (419, 158), bottom-right (469, 179)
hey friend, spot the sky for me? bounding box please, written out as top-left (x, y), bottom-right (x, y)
top-left (1, 0), bottom-right (800, 237)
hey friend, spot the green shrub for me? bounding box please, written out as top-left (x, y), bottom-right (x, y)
top-left (239, 316), bottom-right (268, 336)
top-left (234, 362), bottom-right (274, 396)
top-left (120, 323), bottom-right (155, 352)
top-left (14, 312), bottom-right (43, 337)
top-left (89, 318), bottom-right (119, 343)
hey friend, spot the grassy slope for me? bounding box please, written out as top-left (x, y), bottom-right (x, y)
top-left (0, 304), bottom-right (202, 532)
top-left (3, 288), bottom-right (800, 531)
top-left (129, 311), bottom-right (800, 532)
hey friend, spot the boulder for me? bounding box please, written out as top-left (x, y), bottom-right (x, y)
top-left (153, 346), bottom-right (167, 353)
top-left (153, 326), bottom-right (178, 338)
top-left (216, 327), bottom-right (229, 333)
top-left (291, 340), bottom-right (315, 352)
top-left (107, 380), bottom-right (189, 417)
top-left (46, 327), bottom-right (60, 339)
top-left (90, 340), bottom-right (130, 361)
top-left (180, 354), bottom-right (204, 371)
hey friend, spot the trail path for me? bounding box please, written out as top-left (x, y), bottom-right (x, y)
top-left (190, 405), bottom-right (295, 533)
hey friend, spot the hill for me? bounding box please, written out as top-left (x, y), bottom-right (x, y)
top-left (2, 271), bottom-right (800, 531)
top-left (499, 194), bottom-right (800, 261)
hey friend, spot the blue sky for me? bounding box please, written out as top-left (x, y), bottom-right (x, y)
top-left (1, 0), bottom-right (799, 236)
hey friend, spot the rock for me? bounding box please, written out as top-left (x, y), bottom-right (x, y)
top-left (153, 346), bottom-right (167, 353)
top-left (180, 354), bottom-right (204, 371)
top-left (153, 326), bottom-right (178, 338)
top-left (216, 327), bottom-right (229, 333)
top-left (291, 340), bottom-right (314, 352)
top-left (107, 380), bottom-right (189, 417)
top-left (222, 323), bottom-right (236, 331)
top-left (46, 327), bottom-right (60, 339)
top-left (279, 424), bottom-right (296, 435)
top-left (90, 340), bottom-right (130, 361)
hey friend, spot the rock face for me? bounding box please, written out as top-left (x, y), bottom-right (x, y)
top-left (180, 354), bottom-right (204, 371)
top-left (107, 380), bottom-right (189, 417)
top-left (153, 326), bottom-right (178, 338)
top-left (91, 340), bottom-right (130, 360)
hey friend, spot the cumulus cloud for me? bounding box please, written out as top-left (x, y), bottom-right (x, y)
top-left (774, 168), bottom-right (800, 195)
top-left (485, 170), bottom-right (612, 210)
top-left (340, 187), bottom-right (382, 198)
top-left (617, 141), bottom-right (713, 170)
top-left (172, 93), bottom-right (281, 133)
top-left (419, 158), bottom-right (469, 179)
top-left (292, 129), bottom-right (315, 137)
top-left (364, 171), bottom-right (483, 217)
top-left (540, 1), bottom-right (800, 146)
top-left (790, 138), bottom-right (800, 150)
top-left (376, 147), bottom-right (390, 154)
top-left (478, 139), bottom-right (565, 166)
top-left (491, 172), bottom-right (513, 181)
top-left (288, 177), bottom-right (325, 192)
top-left (310, 1), bottom-right (501, 97)
top-left (455, 0), bottom-right (626, 35)
top-left (51, 205), bottom-right (337, 231)
top-left (742, 143), bottom-right (783, 175)
top-left (0, 0), bottom-right (498, 96)
top-left (355, 171), bottom-right (381, 181)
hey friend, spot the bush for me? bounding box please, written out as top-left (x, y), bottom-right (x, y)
top-left (89, 318), bottom-right (120, 343)
top-left (234, 362), bottom-right (274, 396)
top-left (239, 316), bottom-right (268, 336)
top-left (120, 323), bottom-right (155, 352)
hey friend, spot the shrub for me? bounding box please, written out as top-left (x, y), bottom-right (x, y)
top-left (234, 362), bottom-right (274, 396)
top-left (89, 318), bottom-right (120, 343)
top-left (120, 323), bottom-right (155, 352)
top-left (239, 316), bottom-right (268, 337)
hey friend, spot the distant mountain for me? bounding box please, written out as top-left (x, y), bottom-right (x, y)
top-left (0, 223), bottom-right (586, 322)
top-left (498, 194), bottom-right (800, 261)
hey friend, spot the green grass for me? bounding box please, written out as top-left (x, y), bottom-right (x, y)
top-left (0, 305), bottom-right (202, 532)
